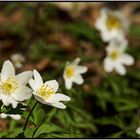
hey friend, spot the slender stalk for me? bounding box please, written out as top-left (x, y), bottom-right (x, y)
top-left (32, 117), bottom-right (46, 138)
top-left (23, 101), bottom-right (38, 132)
top-left (0, 104), bottom-right (4, 113)
top-left (32, 108), bottom-right (57, 138)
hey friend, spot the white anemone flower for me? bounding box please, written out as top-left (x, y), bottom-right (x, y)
top-left (11, 53), bottom-right (25, 69)
top-left (0, 113), bottom-right (21, 120)
top-left (0, 60), bottom-right (33, 108)
top-left (103, 39), bottom-right (134, 75)
top-left (95, 8), bottom-right (130, 42)
top-left (29, 70), bottom-right (71, 109)
top-left (63, 58), bottom-right (88, 89)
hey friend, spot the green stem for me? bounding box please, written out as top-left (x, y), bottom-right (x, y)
top-left (23, 101), bottom-right (38, 132)
top-left (0, 104), bottom-right (4, 113)
top-left (32, 117), bottom-right (46, 138)
top-left (32, 108), bottom-right (57, 138)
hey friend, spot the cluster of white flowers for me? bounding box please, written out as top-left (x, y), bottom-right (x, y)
top-left (95, 8), bottom-right (134, 75)
top-left (0, 7), bottom-right (135, 122)
top-left (0, 60), bottom-right (73, 120)
top-left (0, 54), bottom-right (88, 120)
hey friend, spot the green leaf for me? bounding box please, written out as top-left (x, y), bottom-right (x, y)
top-left (15, 132), bottom-right (25, 138)
top-left (34, 108), bottom-right (46, 126)
top-left (0, 131), bottom-right (9, 137)
top-left (33, 123), bottom-right (69, 138)
top-left (115, 98), bottom-right (138, 111)
top-left (95, 116), bottom-right (124, 129)
top-left (9, 128), bottom-right (23, 138)
top-left (129, 26), bottom-right (140, 37)
top-left (24, 127), bottom-right (36, 138)
top-left (108, 130), bottom-right (125, 138)
top-left (46, 108), bottom-right (57, 123)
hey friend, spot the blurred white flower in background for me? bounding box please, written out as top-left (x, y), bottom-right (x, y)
top-left (136, 126), bottom-right (140, 138)
top-left (103, 39), bottom-right (134, 75)
top-left (29, 70), bottom-right (71, 109)
top-left (11, 53), bottom-right (25, 69)
top-left (51, 2), bottom-right (93, 11)
top-left (0, 60), bottom-right (32, 108)
top-left (0, 113), bottom-right (21, 120)
top-left (51, 2), bottom-right (74, 11)
top-left (63, 58), bottom-right (88, 89)
top-left (95, 8), bottom-right (130, 42)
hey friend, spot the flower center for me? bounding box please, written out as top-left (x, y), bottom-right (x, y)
top-left (65, 65), bottom-right (75, 78)
top-left (106, 14), bottom-right (121, 30)
top-left (109, 50), bottom-right (121, 60)
top-left (36, 84), bottom-right (54, 100)
top-left (1, 77), bottom-right (18, 95)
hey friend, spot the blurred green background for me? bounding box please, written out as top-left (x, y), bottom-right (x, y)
top-left (0, 2), bottom-right (140, 138)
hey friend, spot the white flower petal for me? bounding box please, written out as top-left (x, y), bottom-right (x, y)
top-left (95, 8), bottom-right (108, 31)
top-left (9, 114), bottom-right (21, 120)
top-left (51, 102), bottom-right (66, 109)
top-left (136, 127), bottom-right (140, 135)
top-left (73, 74), bottom-right (84, 85)
top-left (0, 113), bottom-right (7, 119)
top-left (2, 95), bottom-right (18, 108)
top-left (100, 31), bottom-right (112, 42)
top-left (103, 57), bottom-right (114, 73)
top-left (72, 58), bottom-right (81, 65)
top-left (47, 93), bottom-right (71, 103)
top-left (1, 60), bottom-right (15, 82)
top-left (33, 93), bottom-right (47, 105)
top-left (16, 71), bottom-right (33, 85)
top-left (114, 11), bottom-right (130, 31)
top-left (0, 113), bottom-right (21, 120)
top-left (44, 80), bottom-right (58, 93)
top-left (15, 63), bottom-right (22, 69)
top-left (0, 89), bottom-right (3, 99)
top-left (115, 63), bottom-right (126, 75)
top-left (95, 18), bottom-right (106, 31)
top-left (75, 66), bottom-right (88, 74)
top-left (33, 70), bottom-right (43, 90)
top-left (11, 53), bottom-right (25, 62)
top-left (121, 54), bottom-right (134, 66)
top-left (34, 95), bottom-right (66, 109)
top-left (1, 95), bottom-right (10, 106)
top-left (34, 94), bottom-right (67, 109)
top-left (108, 38), bottom-right (127, 52)
top-left (29, 79), bottom-right (35, 90)
top-left (12, 86), bottom-right (32, 101)
top-left (65, 79), bottom-right (73, 89)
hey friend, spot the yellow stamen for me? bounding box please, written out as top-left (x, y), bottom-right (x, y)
top-left (36, 84), bottom-right (54, 100)
top-left (65, 65), bottom-right (75, 78)
top-left (106, 14), bottom-right (121, 30)
top-left (110, 50), bottom-right (120, 60)
top-left (1, 77), bottom-right (18, 95)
